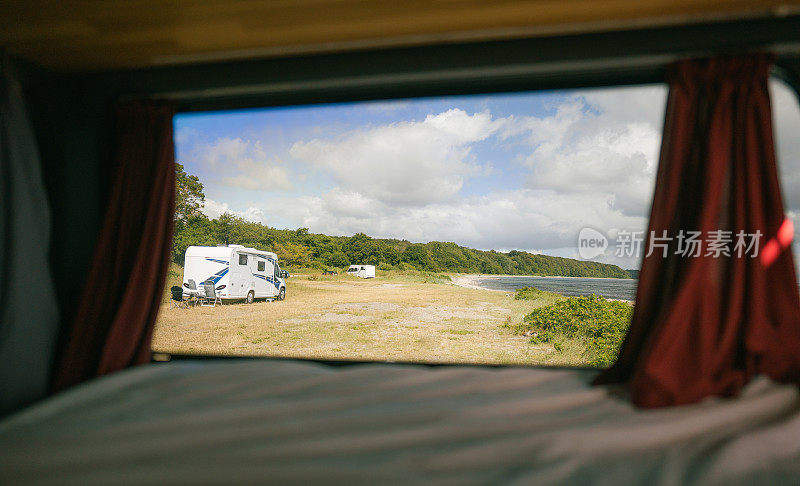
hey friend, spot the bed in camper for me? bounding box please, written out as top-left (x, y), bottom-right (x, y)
top-left (3, 2), bottom-right (800, 485)
top-left (2, 360), bottom-right (800, 484)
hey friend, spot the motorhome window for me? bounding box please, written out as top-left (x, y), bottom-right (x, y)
top-left (155, 79), bottom-right (800, 368)
top-left (258, 261), bottom-right (265, 272)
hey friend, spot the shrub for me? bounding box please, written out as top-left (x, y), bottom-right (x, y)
top-left (514, 286), bottom-right (544, 300)
top-left (518, 294), bottom-right (633, 368)
top-left (423, 273), bottom-right (452, 284)
top-left (378, 262), bottom-right (394, 271)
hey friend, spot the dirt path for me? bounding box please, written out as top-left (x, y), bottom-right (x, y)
top-left (153, 275), bottom-right (561, 365)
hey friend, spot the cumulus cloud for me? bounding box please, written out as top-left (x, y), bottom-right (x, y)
top-left (202, 198), bottom-right (265, 223)
top-left (200, 137), bottom-right (292, 191)
top-left (504, 87), bottom-right (666, 218)
top-left (185, 87), bottom-right (676, 269)
top-left (289, 109), bottom-right (500, 206)
top-left (267, 187), bottom-right (646, 261)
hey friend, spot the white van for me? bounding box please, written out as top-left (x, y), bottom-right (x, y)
top-left (346, 264), bottom-right (375, 279)
top-left (183, 245), bottom-right (288, 303)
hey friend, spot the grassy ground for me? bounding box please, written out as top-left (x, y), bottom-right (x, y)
top-left (153, 265), bottom-right (598, 366)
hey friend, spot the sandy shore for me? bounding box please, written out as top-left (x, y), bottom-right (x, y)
top-left (450, 274), bottom-right (506, 292)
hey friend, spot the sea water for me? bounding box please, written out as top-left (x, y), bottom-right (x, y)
top-left (474, 276), bottom-right (638, 301)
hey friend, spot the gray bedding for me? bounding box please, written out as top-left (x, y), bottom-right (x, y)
top-left (1, 360), bottom-right (800, 485)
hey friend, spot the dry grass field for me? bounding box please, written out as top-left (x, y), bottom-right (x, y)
top-left (152, 269), bottom-right (584, 366)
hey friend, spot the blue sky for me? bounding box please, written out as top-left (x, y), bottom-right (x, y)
top-left (175, 81), bottom-right (800, 270)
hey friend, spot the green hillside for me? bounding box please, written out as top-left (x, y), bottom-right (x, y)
top-left (173, 215), bottom-right (629, 278)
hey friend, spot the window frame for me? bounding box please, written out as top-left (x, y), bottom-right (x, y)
top-left (140, 15), bottom-right (800, 365)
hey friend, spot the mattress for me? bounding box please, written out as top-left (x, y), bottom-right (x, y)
top-left (1, 359), bottom-right (800, 485)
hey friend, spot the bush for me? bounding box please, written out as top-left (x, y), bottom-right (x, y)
top-left (514, 286), bottom-right (544, 300)
top-left (424, 273), bottom-right (452, 284)
top-left (518, 294), bottom-right (633, 368)
top-left (378, 262), bottom-right (394, 271)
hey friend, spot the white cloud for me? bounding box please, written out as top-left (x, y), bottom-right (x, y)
top-left (201, 198), bottom-right (230, 219)
top-left (265, 187), bottom-right (646, 268)
top-left (202, 198), bottom-right (265, 224)
top-left (503, 87), bottom-right (666, 218)
top-left (289, 109), bottom-right (500, 206)
top-left (188, 87), bottom-right (672, 269)
top-left (200, 137), bottom-right (292, 191)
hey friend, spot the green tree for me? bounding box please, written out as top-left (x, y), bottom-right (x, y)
top-left (342, 233), bottom-right (382, 265)
top-left (400, 243), bottom-right (433, 270)
top-left (275, 242), bottom-right (312, 267)
top-left (175, 162), bottom-right (205, 221)
top-left (172, 214), bottom-right (216, 263)
top-left (213, 212), bottom-right (242, 245)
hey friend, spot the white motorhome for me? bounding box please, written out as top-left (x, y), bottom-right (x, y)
top-left (346, 264), bottom-right (375, 278)
top-left (183, 245), bottom-right (288, 303)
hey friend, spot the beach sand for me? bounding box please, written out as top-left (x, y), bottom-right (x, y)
top-left (450, 274), bottom-right (507, 292)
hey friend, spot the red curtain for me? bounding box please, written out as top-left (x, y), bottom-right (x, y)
top-left (52, 100), bottom-right (176, 392)
top-left (594, 55), bottom-right (800, 407)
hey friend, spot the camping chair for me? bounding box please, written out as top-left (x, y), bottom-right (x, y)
top-left (185, 279), bottom-right (201, 306)
top-left (201, 280), bottom-right (221, 307)
top-left (170, 286), bottom-right (189, 308)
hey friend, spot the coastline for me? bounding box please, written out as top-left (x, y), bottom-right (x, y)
top-left (451, 273), bottom-right (635, 303)
top-left (450, 274), bottom-right (507, 292)
top-left (453, 273), bottom-right (634, 280)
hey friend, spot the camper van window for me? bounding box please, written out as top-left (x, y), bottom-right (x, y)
top-left (158, 79), bottom-right (800, 368)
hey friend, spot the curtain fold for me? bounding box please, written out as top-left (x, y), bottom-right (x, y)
top-left (52, 100), bottom-right (176, 392)
top-left (594, 55), bottom-right (800, 408)
top-left (0, 54), bottom-right (60, 415)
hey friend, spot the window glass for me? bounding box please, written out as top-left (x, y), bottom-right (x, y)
top-left (770, 78), bottom-right (800, 276)
top-left (160, 86), bottom-right (668, 366)
top-left (258, 261), bottom-right (265, 272)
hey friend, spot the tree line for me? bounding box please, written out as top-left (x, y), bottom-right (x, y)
top-left (173, 163), bottom-right (633, 278)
